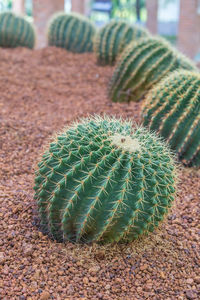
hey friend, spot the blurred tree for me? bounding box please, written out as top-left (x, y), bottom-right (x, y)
top-left (25, 0), bottom-right (32, 16)
top-left (136, 0), bottom-right (145, 22)
top-left (0, 0), bottom-right (12, 11)
top-left (111, 0), bottom-right (146, 21)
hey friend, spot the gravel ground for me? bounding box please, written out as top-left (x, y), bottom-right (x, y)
top-left (0, 47), bottom-right (200, 300)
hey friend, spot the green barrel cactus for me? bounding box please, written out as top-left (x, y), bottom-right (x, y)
top-left (142, 71), bottom-right (200, 167)
top-left (34, 115), bottom-right (176, 244)
top-left (0, 12), bottom-right (35, 49)
top-left (108, 37), bottom-right (197, 103)
top-left (94, 20), bottom-right (149, 65)
top-left (47, 12), bottom-right (96, 53)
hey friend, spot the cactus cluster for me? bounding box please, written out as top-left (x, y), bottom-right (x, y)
top-left (108, 37), bottom-right (197, 103)
top-left (0, 12), bottom-right (35, 49)
top-left (34, 115), bottom-right (176, 244)
top-left (94, 20), bottom-right (149, 65)
top-left (47, 12), bottom-right (96, 53)
top-left (142, 71), bottom-right (200, 167)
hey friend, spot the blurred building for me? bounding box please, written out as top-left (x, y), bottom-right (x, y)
top-left (178, 0), bottom-right (200, 59)
top-left (33, 0), bottom-right (64, 48)
top-left (146, 0), bottom-right (200, 59)
top-left (9, 0), bottom-right (200, 58)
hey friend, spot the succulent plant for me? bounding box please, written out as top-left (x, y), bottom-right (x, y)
top-left (142, 71), bottom-right (200, 167)
top-left (94, 20), bottom-right (149, 65)
top-left (34, 115), bottom-right (176, 244)
top-left (0, 12), bottom-right (35, 49)
top-left (47, 12), bottom-right (96, 53)
top-left (108, 37), bottom-right (197, 103)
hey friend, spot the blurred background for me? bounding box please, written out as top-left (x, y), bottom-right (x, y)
top-left (0, 0), bottom-right (199, 61)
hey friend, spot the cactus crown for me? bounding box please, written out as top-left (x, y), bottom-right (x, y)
top-left (108, 36), bottom-right (197, 103)
top-left (34, 115), bottom-right (176, 244)
top-left (47, 12), bottom-right (96, 53)
top-left (94, 20), bottom-right (149, 65)
top-left (142, 70), bottom-right (200, 167)
top-left (0, 11), bottom-right (35, 49)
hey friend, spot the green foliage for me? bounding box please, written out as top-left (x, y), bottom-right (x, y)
top-left (111, 0), bottom-right (146, 21)
top-left (0, 0), bottom-right (12, 11)
top-left (94, 20), bottom-right (149, 65)
top-left (142, 71), bottom-right (200, 167)
top-left (0, 12), bottom-right (35, 49)
top-left (48, 12), bottom-right (96, 53)
top-left (108, 37), bottom-right (197, 103)
top-left (34, 115), bottom-right (176, 244)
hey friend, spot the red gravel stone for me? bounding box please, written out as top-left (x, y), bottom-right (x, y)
top-left (0, 47), bottom-right (199, 300)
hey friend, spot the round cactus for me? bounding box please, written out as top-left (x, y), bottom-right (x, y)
top-left (94, 20), bottom-right (149, 65)
top-left (108, 37), bottom-right (197, 103)
top-left (142, 71), bottom-right (200, 167)
top-left (0, 12), bottom-right (35, 49)
top-left (47, 12), bottom-right (96, 53)
top-left (34, 115), bottom-right (176, 244)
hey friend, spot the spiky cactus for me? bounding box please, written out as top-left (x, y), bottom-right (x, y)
top-left (47, 12), bottom-right (96, 53)
top-left (142, 71), bottom-right (200, 167)
top-left (34, 115), bottom-right (176, 244)
top-left (109, 37), bottom-right (197, 103)
top-left (94, 20), bottom-right (149, 65)
top-left (0, 12), bottom-right (35, 49)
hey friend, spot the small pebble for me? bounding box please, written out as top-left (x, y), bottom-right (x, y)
top-left (40, 291), bottom-right (50, 300)
top-left (0, 252), bottom-right (5, 264)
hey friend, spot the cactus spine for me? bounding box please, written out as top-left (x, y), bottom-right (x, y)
top-left (94, 20), bottom-right (149, 65)
top-left (34, 115), bottom-right (176, 244)
top-left (142, 71), bottom-right (200, 167)
top-left (108, 37), bottom-right (197, 103)
top-left (0, 12), bottom-right (35, 49)
top-left (48, 12), bottom-right (96, 53)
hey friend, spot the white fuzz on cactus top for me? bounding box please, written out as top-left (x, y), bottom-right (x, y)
top-left (111, 134), bottom-right (141, 153)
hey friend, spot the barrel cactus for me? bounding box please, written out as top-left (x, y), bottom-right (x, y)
top-left (0, 12), bottom-right (35, 49)
top-left (94, 20), bottom-right (149, 65)
top-left (34, 115), bottom-right (176, 243)
top-left (48, 12), bottom-right (96, 53)
top-left (142, 71), bottom-right (200, 167)
top-left (109, 37), bottom-right (197, 103)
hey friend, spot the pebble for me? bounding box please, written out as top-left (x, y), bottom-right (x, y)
top-left (89, 265), bottom-right (100, 273)
top-left (0, 252), bottom-right (5, 264)
top-left (140, 264), bottom-right (148, 271)
top-left (160, 271), bottom-right (165, 279)
top-left (23, 244), bottom-right (33, 256)
top-left (83, 277), bottom-right (89, 284)
top-left (89, 276), bottom-right (98, 283)
top-left (40, 291), bottom-right (50, 300)
top-left (187, 278), bottom-right (194, 284)
top-left (186, 290), bottom-right (196, 299)
top-left (34, 270), bottom-right (40, 279)
top-left (105, 284), bottom-right (111, 290)
top-left (194, 276), bottom-right (200, 284)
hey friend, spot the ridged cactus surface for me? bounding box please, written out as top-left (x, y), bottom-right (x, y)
top-left (0, 12), bottom-right (35, 49)
top-left (109, 37), bottom-right (197, 103)
top-left (34, 116), bottom-right (176, 244)
top-left (142, 71), bottom-right (200, 167)
top-left (94, 20), bottom-right (149, 65)
top-left (48, 12), bottom-right (96, 53)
